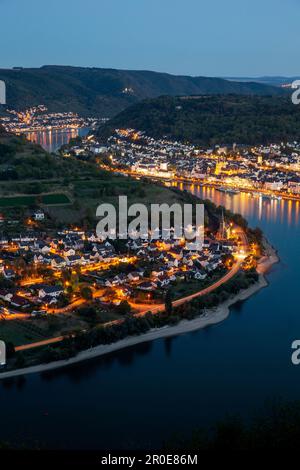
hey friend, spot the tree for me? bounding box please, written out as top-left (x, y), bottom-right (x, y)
top-left (116, 300), bottom-right (131, 315)
top-left (80, 286), bottom-right (93, 301)
top-left (15, 352), bottom-right (26, 369)
top-left (5, 342), bottom-right (15, 359)
top-left (165, 289), bottom-right (173, 315)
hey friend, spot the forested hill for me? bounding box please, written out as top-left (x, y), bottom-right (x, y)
top-left (0, 66), bottom-right (285, 118)
top-left (98, 95), bottom-right (300, 145)
top-left (0, 127), bottom-right (102, 181)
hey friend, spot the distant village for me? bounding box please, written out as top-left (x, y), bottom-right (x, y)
top-left (0, 105), bottom-right (104, 134)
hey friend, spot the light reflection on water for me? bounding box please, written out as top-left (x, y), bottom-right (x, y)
top-left (173, 182), bottom-right (300, 228)
top-left (25, 127), bottom-right (90, 153)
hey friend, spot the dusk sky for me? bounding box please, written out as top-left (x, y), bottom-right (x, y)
top-left (1, 0), bottom-right (299, 76)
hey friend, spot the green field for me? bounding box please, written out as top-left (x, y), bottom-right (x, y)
top-left (41, 194), bottom-right (71, 205)
top-left (0, 193), bottom-right (71, 207)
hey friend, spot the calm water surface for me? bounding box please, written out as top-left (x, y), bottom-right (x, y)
top-left (1, 185), bottom-right (300, 449)
top-left (25, 127), bottom-right (90, 153)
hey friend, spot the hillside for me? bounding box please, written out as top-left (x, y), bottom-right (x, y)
top-left (0, 126), bottom-right (101, 181)
top-left (98, 94), bottom-right (300, 145)
top-left (0, 128), bottom-right (222, 228)
top-left (0, 66), bottom-right (285, 118)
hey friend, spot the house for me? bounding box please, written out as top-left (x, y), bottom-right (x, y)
top-left (111, 274), bottom-right (126, 286)
top-left (34, 209), bottom-right (45, 221)
top-left (138, 281), bottom-right (157, 291)
top-left (89, 251), bottom-right (102, 262)
top-left (222, 241), bottom-right (235, 252)
top-left (65, 255), bottom-right (82, 266)
top-left (35, 242), bottom-right (51, 254)
top-left (194, 271), bottom-right (207, 280)
top-left (105, 278), bottom-right (114, 288)
top-left (38, 285), bottom-right (64, 299)
top-left (3, 269), bottom-right (15, 280)
top-left (170, 246), bottom-right (183, 259)
top-left (127, 272), bottom-right (140, 282)
top-left (0, 288), bottom-right (14, 302)
top-left (0, 236), bottom-right (9, 246)
top-left (157, 278), bottom-right (170, 288)
top-left (33, 254), bottom-right (44, 263)
top-left (152, 268), bottom-right (166, 278)
top-left (63, 248), bottom-right (76, 257)
top-left (41, 295), bottom-right (58, 306)
top-left (51, 255), bottom-right (66, 269)
top-left (10, 295), bottom-right (30, 309)
top-left (86, 232), bottom-right (103, 243)
top-left (40, 254), bottom-right (52, 265)
top-left (207, 261), bottom-right (220, 272)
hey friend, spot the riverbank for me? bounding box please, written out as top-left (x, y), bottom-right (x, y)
top-left (0, 241), bottom-right (279, 380)
top-left (257, 238), bottom-right (279, 274)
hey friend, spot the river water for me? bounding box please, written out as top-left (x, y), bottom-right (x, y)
top-left (0, 185), bottom-right (300, 449)
top-left (25, 127), bottom-right (90, 153)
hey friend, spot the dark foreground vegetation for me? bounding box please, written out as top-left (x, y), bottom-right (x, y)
top-left (165, 400), bottom-right (300, 451)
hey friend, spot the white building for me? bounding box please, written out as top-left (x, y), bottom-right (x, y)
top-left (264, 181), bottom-right (284, 191)
top-left (34, 209), bottom-right (45, 221)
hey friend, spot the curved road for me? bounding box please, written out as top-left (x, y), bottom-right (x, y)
top-left (15, 260), bottom-right (243, 352)
top-left (14, 226), bottom-right (248, 352)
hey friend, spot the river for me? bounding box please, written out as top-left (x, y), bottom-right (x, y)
top-left (25, 127), bottom-right (90, 153)
top-left (0, 185), bottom-right (299, 449)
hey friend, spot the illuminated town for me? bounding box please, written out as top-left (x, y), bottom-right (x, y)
top-left (0, 105), bottom-right (105, 134)
top-left (0, 213), bottom-right (253, 326)
top-left (71, 128), bottom-right (300, 200)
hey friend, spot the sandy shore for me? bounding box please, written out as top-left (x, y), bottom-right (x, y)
top-left (0, 240), bottom-right (279, 380)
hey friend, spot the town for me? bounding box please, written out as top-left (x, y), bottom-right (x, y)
top-left (0, 105), bottom-right (105, 134)
top-left (65, 128), bottom-right (300, 199)
top-left (0, 207), bottom-right (250, 321)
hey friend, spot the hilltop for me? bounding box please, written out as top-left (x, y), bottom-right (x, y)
top-left (0, 66), bottom-right (285, 118)
top-left (98, 94), bottom-right (300, 145)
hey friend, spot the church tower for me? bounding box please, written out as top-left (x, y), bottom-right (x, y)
top-left (218, 210), bottom-right (227, 239)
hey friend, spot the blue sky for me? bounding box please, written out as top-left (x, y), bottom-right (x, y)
top-left (1, 0), bottom-right (299, 76)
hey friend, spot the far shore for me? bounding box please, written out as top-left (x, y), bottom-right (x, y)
top-left (0, 240), bottom-right (279, 380)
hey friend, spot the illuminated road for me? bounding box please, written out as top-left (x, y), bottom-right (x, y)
top-left (15, 336), bottom-right (65, 352)
top-left (16, 255), bottom-right (244, 352)
top-left (135, 225), bottom-right (247, 315)
top-left (134, 258), bottom-right (242, 316)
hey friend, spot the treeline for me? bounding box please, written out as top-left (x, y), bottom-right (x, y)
top-left (100, 94), bottom-right (300, 145)
top-left (165, 400), bottom-right (300, 451)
